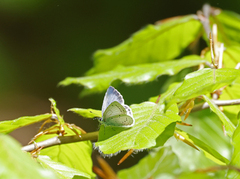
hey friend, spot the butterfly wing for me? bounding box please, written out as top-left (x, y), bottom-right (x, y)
top-left (102, 101), bottom-right (134, 127)
top-left (105, 115), bottom-right (134, 127)
top-left (102, 86), bottom-right (124, 116)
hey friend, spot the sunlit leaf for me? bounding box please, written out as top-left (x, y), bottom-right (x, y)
top-left (49, 98), bottom-right (64, 124)
top-left (204, 45), bottom-right (240, 125)
top-left (202, 95), bottom-right (235, 137)
top-left (68, 108), bottom-right (101, 118)
top-left (118, 145), bottom-right (225, 179)
top-left (210, 10), bottom-right (240, 46)
top-left (227, 121), bottom-right (240, 178)
top-left (205, 45), bottom-right (240, 69)
top-left (37, 155), bottom-right (91, 179)
top-left (175, 128), bottom-right (229, 165)
top-left (220, 77), bottom-right (240, 126)
top-left (154, 122), bottom-right (176, 147)
top-left (172, 68), bottom-right (240, 103)
top-left (149, 82), bottom-right (182, 103)
top-left (0, 134), bottom-right (57, 179)
top-left (88, 15), bottom-right (202, 74)
top-left (118, 146), bottom-right (181, 179)
top-left (223, 45), bottom-right (240, 68)
top-left (179, 171), bottom-right (225, 179)
top-left (36, 126), bottom-right (95, 178)
top-left (165, 136), bottom-right (220, 172)
top-left (95, 102), bottom-right (181, 155)
top-left (0, 114), bottom-right (52, 134)
top-left (60, 56), bottom-right (206, 96)
top-left (178, 110), bottom-right (232, 162)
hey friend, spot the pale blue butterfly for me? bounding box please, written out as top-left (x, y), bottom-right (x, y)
top-left (99, 86), bottom-right (135, 127)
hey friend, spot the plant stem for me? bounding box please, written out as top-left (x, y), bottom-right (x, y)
top-left (192, 99), bottom-right (240, 112)
top-left (22, 131), bottom-right (99, 152)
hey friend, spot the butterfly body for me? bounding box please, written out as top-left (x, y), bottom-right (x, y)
top-left (100, 86), bottom-right (135, 127)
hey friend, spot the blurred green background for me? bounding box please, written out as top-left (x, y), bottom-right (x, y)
top-left (0, 0), bottom-right (239, 170)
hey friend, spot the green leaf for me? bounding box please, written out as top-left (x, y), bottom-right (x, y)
top-left (88, 15), bottom-right (202, 74)
top-left (60, 56), bottom-right (206, 96)
top-left (0, 134), bottom-right (57, 179)
top-left (179, 110), bottom-right (232, 162)
top-left (95, 102), bottom-right (181, 154)
top-left (36, 126), bottom-right (95, 178)
top-left (210, 10), bottom-right (240, 46)
top-left (165, 136), bottom-right (221, 172)
top-left (172, 68), bottom-right (240, 103)
top-left (68, 108), bottom-right (101, 118)
top-left (220, 77), bottom-right (240, 126)
top-left (204, 45), bottom-right (240, 125)
top-left (0, 114), bottom-right (52, 134)
top-left (205, 45), bottom-right (240, 69)
top-left (227, 122), bottom-right (240, 178)
top-left (223, 45), bottom-right (240, 68)
top-left (49, 98), bottom-right (64, 124)
top-left (117, 146), bottom-right (181, 179)
top-left (179, 171), bottom-right (225, 179)
top-left (175, 128), bottom-right (229, 165)
top-left (37, 155), bottom-right (91, 179)
top-left (202, 95), bottom-right (235, 137)
top-left (154, 122), bottom-right (176, 147)
top-left (149, 82), bottom-right (182, 103)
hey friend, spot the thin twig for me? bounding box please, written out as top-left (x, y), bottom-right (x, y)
top-left (197, 4), bottom-right (211, 39)
top-left (22, 131), bottom-right (99, 152)
top-left (192, 99), bottom-right (240, 112)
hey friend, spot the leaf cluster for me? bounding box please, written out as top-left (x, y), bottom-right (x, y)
top-left (1, 4), bottom-right (240, 179)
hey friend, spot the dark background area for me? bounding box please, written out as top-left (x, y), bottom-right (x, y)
top-left (0, 0), bottom-right (239, 171)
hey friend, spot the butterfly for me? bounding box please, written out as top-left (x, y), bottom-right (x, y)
top-left (99, 86), bottom-right (135, 127)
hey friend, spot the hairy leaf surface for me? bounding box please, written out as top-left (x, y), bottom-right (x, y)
top-left (95, 102), bottom-right (181, 154)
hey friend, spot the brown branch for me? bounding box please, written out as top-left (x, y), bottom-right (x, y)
top-left (22, 131), bottom-right (99, 152)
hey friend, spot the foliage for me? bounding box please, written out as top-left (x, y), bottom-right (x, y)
top-left (1, 4), bottom-right (240, 179)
